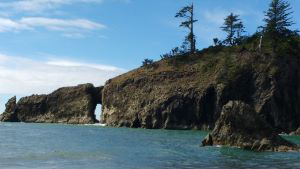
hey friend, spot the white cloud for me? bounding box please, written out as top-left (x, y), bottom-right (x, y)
top-left (0, 17), bottom-right (105, 37)
top-left (0, 18), bottom-right (31, 32)
top-left (20, 17), bottom-right (105, 30)
top-left (0, 53), bottom-right (125, 95)
top-left (0, 0), bottom-right (103, 12)
top-left (0, 0), bottom-right (131, 14)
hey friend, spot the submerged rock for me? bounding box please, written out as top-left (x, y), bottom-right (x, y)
top-left (202, 101), bottom-right (299, 152)
top-left (1, 84), bottom-right (103, 124)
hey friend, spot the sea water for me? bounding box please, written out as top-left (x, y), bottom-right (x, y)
top-left (0, 123), bottom-right (299, 169)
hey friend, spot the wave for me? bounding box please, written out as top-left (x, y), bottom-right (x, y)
top-left (84, 123), bottom-right (107, 127)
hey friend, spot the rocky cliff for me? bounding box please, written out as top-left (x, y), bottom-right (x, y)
top-left (101, 47), bottom-right (300, 132)
top-left (0, 84), bottom-right (103, 124)
top-left (201, 101), bottom-right (299, 152)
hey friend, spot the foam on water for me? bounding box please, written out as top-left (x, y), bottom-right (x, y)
top-left (83, 123), bottom-right (107, 127)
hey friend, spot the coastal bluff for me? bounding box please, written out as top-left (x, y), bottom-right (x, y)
top-left (0, 84), bottom-right (103, 124)
top-left (101, 49), bottom-right (300, 134)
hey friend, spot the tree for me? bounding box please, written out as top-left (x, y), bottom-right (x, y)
top-left (263, 0), bottom-right (294, 50)
top-left (221, 13), bottom-right (245, 46)
top-left (142, 59), bottom-right (154, 68)
top-left (236, 21), bottom-right (245, 39)
top-left (213, 38), bottom-right (221, 46)
top-left (175, 3), bottom-right (198, 53)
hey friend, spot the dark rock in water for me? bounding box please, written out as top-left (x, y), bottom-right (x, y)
top-left (0, 84), bottom-right (103, 124)
top-left (5, 96), bottom-right (17, 113)
top-left (202, 101), bottom-right (299, 152)
top-left (202, 134), bottom-right (213, 146)
top-left (0, 96), bottom-right (19, 122)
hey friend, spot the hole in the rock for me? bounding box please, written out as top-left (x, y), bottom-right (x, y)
top-left (95, 104), bottom-right (102, 122)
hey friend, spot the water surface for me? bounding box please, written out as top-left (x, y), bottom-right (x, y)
top-left (0, 123), bottom-right (299, 169)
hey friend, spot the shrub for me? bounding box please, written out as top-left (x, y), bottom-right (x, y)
top-left (142, 59), bottom-right (154, 68)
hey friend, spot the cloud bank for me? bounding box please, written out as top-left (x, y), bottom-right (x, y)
top-left (0, 53), bottom-right (125, 95)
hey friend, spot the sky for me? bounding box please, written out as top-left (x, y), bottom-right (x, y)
top-left (0, 0), bottom-right (299, 114)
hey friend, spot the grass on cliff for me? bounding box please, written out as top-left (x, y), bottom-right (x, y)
top-left (110, 33), bottom-right (300, 88)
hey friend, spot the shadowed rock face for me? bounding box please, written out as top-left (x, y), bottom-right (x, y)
top-left (202, 101), bottom-right (299, 152)
top-left (0, 84), bottom-right (103, 124)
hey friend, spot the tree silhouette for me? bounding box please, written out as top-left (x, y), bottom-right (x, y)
top-left (221, 13), bottom-right (245, 46)
top-left (175, 3), bottom-right (198, 53)
top-left (264, 0), bottom-right (294, 50)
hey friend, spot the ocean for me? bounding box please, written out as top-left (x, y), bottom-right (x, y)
top-left (0, 122), bottom-right (299, 169)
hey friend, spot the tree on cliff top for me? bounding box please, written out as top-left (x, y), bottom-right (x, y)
top-left (221, 13), bottom-right (245, 46)
top-left (175, 3), bottom-right (198, 53)
top-left (263, 0), bottom-right (295, 51)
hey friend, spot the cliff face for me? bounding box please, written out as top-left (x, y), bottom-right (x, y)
top-left (0, 84), bottom-right (103, 124)
top-left (101, 49), bottom-right (300, 132)
top-left (202, 101), bottom-right (299, 152)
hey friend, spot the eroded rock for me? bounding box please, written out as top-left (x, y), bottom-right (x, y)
top-left (101, 52), bottom-right (300, 132)
top-left (1, 84), bottom-right (103, 124)
top-left (0, 96), bottom-right (19, 122)
top-left (202, 101), bottom-right (299, 152)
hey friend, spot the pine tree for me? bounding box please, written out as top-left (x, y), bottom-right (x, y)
top-left (264, 0), bottom-right (294, 50)
top-left (264, 0), bottom-right (294, 34)
top-left (221, 13), bottom-right (244, 46)
top-left (175, 3), bottom-right (198, 53)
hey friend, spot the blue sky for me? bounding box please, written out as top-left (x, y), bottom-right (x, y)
top-left (0, 0), bottom-right (299, 114)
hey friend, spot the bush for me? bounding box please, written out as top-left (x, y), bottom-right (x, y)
top-left (142, 59), bottom-right (154, 68)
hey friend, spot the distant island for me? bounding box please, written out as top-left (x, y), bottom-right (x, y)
top-left (1, 0), bottom-right (299, 152)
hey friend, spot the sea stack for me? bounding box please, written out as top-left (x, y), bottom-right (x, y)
top-left (202, 101), bottom-right (299, 152)
top-left (0, 96), bottom-right (18, 122)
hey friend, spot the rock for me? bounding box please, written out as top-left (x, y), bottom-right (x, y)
top-left (5, 96), bottom-right (17, 113)
top-left (1, 84), bottom-right (103, 124)
top-left (201, 101), bottom-right (299, 152)
top-left (101, 51), bottom-right (300, 132)
top-left (201, 134), bottom-right (213, 146)
top-left (0, 96), bottom-right (19, 122)
top-left (289, 128), bottom-right (300, 136)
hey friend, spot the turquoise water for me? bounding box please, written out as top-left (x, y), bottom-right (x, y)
top-left (0, 123), bottom-right (299, 169)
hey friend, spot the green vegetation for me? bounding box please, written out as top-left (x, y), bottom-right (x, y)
top-left (263, 0), bottom-right (296, 52)
top-left (142, 59), bottom-right (155, 68)
top-left (221, 13), bottom-right (245, 46)
top-left (142, 0), bottom-right (299, 71)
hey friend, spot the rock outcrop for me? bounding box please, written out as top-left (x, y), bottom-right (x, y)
top-left (202, 101), bottom-right (299, 152)
top-left (0, 96), bottom-right (19, 122)
top-left (0, 84), bottom-right (103, 124)
top-left (101, 50), bottom-right (300, 132)
top-left (289, 128), bottom-right (300, 136)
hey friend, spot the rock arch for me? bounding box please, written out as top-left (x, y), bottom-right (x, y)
top-left (0, 84), bottom-right (103, 124)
